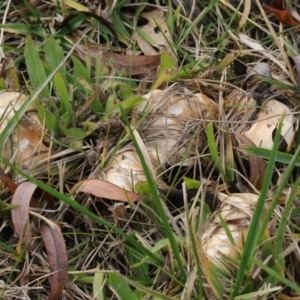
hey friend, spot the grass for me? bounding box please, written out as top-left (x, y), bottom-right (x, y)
top-left (1, 0), bottom-right (300, 299)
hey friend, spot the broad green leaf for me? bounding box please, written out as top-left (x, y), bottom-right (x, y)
top-left (93, 266), bottom-right (106, 300)
top-left (166, 1), bottom-right (175, 35)
top-left (64, 127), bottom-right (87, 141)
top-left (24, 36), bottom-right (49, 97)
top-left (111, 11), bottom-right (131, 42)
top-left (115, 0), bottom-right (131, 9)
top-left (126, 247), bottom-right (150, 282)
top-left (37, 105), bottom-right (60, 136)
top-left (152, 50), bottom-right (177, 89)
top-left (160, 49), bottom-right (177, 71)
top-left (135, 182), bottom-right (151, 195)
top-left (44, 37), bottom-right (66, 77)
top-left (90, 98), bottom-right (105, 119)
top-left (0, 240), bottom-right (17, 255)
top-left (0, 78), bottom-right (6, 89)
top-left (72, 56), bottom-right (91, 89)
top-left (108, 272), bottom-right (138, 300)
top-left (183, 177), bottom-right (201, 189)
top-left (105, 94), bottom-right (116, 117)
top-left (58, 15), bottom-right (86, 35)
top-left (0, 23), bottom-right (46, 36)
top-left (117, 96), bottom-right (144, 111)
top-left (63, 0), bottom-right (88, 11)
top-left (53, 72), bottom-right (73, 125)
top-left (291, 207), bottom-right (300, 220)
top-left (120, 86), bottom-right (134, 100)
top-left (0, 36), bottom-right (78, 149)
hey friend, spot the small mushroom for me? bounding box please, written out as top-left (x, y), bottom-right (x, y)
top-left (244, 99), bottom-right (295, 151)
top-left (0, 91), bottom-right (49, 169)
top-left (133, 87), bottom-right (219, 166)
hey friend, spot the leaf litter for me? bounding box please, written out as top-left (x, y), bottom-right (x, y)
top-left (1, 0), bottom-right (300, 299)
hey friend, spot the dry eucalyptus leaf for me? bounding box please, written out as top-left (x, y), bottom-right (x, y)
top-left (40, 224), bottom-right (68, 300)
top-left (264, 4), bottom-right (300, 27)
top-left (0, 166), bottom-right (18, 193)
top-left (75, 43), bottom-right (160, 76)
top-left (10, 121), bottom-right (49, 169)
top-left (11, 182), bottom-right (39, 250)
top-left (72, 179), bottom-right (141, 202)
top-left (136, 9), bottom-right (177, 64)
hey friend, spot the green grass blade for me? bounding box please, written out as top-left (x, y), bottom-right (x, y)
top-left (0, 240), bottom-right (17, 255)
top-left (206, 123), bottom-right (225, 177)
top-left (108, 272), bottom-right (138, 300)
top-left (252, 258), bottom-right (300, 293)
top-left (243, 146), bottom-right (300, 166)
top-left (258, 144), bottom-right (300, 246)
top-left (230, 119), bottom-right (284, 299)
top-left (24, 35), bottom-right (49, 98)
top-left (270, 146), bottom-right (300, 258)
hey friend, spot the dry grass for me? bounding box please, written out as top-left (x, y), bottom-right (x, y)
top-left (1, 0), bottom-right (300, 299)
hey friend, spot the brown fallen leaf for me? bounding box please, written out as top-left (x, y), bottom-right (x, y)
top-left (75, 43), bottom-right (160, 76)
top-left (40, 224), bottom-right (68, 300)
top-left (0, 91), bottom-right (50, 170)
top-left (71, 179), bottom-right (141, 202)
top-left (135, 9), bottom-right (177, 64)
top-left (11, 121), bottom-right (50, 170)
top-left (0, 166), bottom-right (18, 193)
top-left (234, 133), bottom-right (266, 190)
top-left (264, 5), bottom-right (300, 27)
top-left (0, 166), bottom-right (54, 209)
top-left (11, 182), bottom-right (39, 250)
